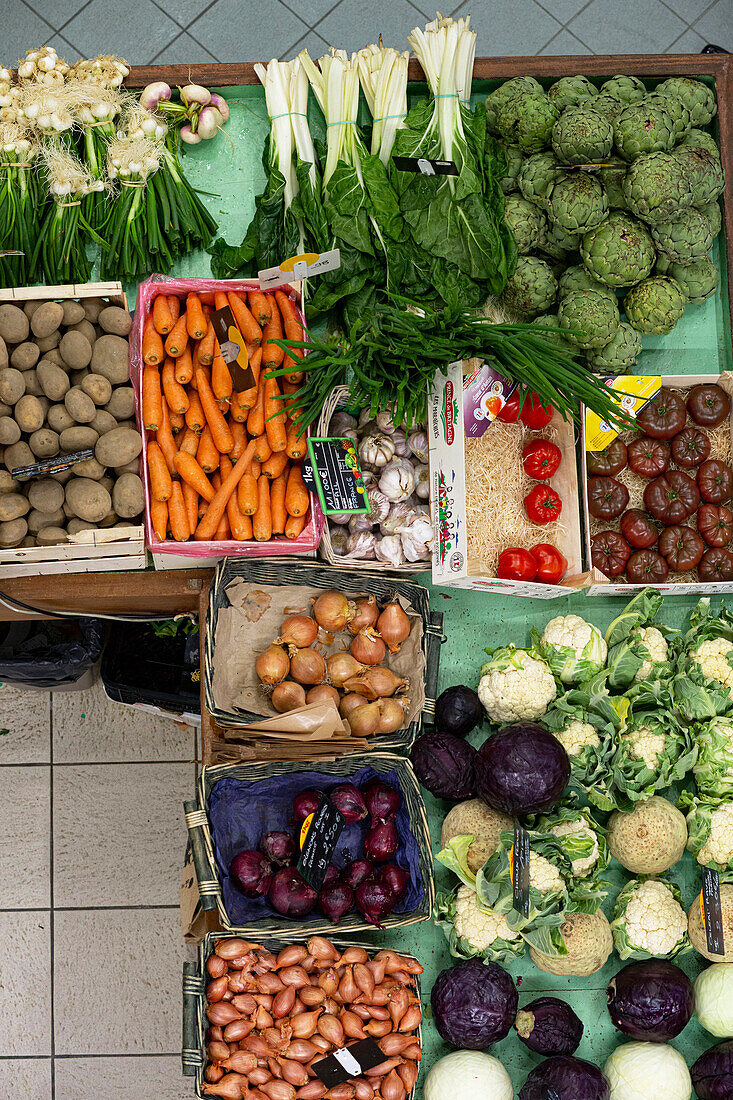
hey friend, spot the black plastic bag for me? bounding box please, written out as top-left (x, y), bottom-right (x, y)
top-left (0, 618), bottom-right (104, 688)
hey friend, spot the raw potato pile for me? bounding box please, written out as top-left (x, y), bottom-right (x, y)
top-left (0, 296), bottom-right (143, 548)
top-left (202, 936), bottom-right (423, 1100)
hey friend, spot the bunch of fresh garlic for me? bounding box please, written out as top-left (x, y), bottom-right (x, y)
top-left (42, 145), bottom-right (105, 198)
top-left (20, 85), bottom-right (74, 137)
top-left (17, 46), bottom-right (69, 87)
top-left (106, 135), bottom-right (161, 184)
top-left (120, 101), bottom-right (168, 142)
top-left (69, 55), bottom-right (129, 89)
top-left (67, 81), bottom-right (121, 128)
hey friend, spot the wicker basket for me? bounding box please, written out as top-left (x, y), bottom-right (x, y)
top-left (184, 753), bottom-right (434, 939)
top-left (317, 385), bottom-right (430, 574)
top-left (204, 558), bottom-right (443, 750)
top-left (182, 931), bottom-right (423, 1097)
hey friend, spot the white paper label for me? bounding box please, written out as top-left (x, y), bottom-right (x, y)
top-left (258, 249), bottom-right (341, 290)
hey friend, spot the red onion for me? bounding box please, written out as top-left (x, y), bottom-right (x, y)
top-left (229, 850), bottom-right (273, 898)
top-left (292, 788), bottom-right (323, 823)
top-left (343, 859), bottom-right (375, 890)
top-left (355, 879), bottom-right (396, 927)
top-left (319, 881), bottom-right (354, 924)
top-left (330, 783), bottom-right (368, 823)
top-left (259, 831), bottom-right (296, 866)
top-left (323, 863), bottom-right (341, 886)
top-left (378, 863), bottom-right (410, 901)
top-left (363, 778), bottom-right (401, 822)
top-left (268, 867), bottom-right (317, 918)
top-left (364, 820), bottom-right (399, 863)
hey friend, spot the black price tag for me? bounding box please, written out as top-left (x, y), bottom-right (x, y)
top-left (11, 448), bottom-right (93, 481)
top-left (392, 156), bottom-right (458, 176)
top-left (303, 438), bottom-right (371, 516)
top-left (297, 795), bottom-right (346, 892)
top-left (512, 823), bottom-right (530, 918)
top-left (313, 1039), bottom-right (386, 1087)
top-left (210, 305), bottom-right (256, 392)
top-left (702, 867), bottom-right (726, 956)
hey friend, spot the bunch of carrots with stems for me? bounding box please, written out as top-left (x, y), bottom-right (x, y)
top-left (140, 284), bottom-right (311, 544)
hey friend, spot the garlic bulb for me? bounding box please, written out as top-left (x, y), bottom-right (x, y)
top-left (330, 527), bottom-right (349, 555)
top-left (329, 512), bottom-right (350, 526)
top-left (376, 408), bottom-right (396, 434)
top-left (359, 433), bottom-right (395, 469)
top-left (391, 429), bottom-right (409, 457)
top-left (366, 486), bottom-right (391, 524)
top-left (379, 458), bottom-right (415, 502)
top-left (330, 410), bottom-right (358, 435)
top-left (381, 501), bottom-right (418, 536)
top-left (415, 465), bottom-right (430, 501)
top-left (358, 407), bottom-right (374, 427)
top-left (398, 516), bottom-right (433, 562)
top-left (375, 535), bottom-right (406, 567)
top-left (407, 429), bottom-right (429, 463)
top-left (347, 532), bottom-right (377, 559)
top-left (349, 513), bottom-right (375, 533)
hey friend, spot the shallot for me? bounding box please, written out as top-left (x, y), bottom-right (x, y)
top-left (348, 595), bottom-right (379, 635)
top-left (326, 652), bottom-right (364, 688)
top-left (339, 693), bottom-right (369, 719)
top-left (290, 648), bottom-right (326, 686)
top-left (278, 614), bottom-right (318, 649)
top-left (343, 667), bottom-right (408, 700)
top-left (271, 681), bottom-right (306, 713)
top-left (376, 601), bottom-right (411, 653)
top-left (256, 644), bottom-right (290, 686)
top-left (306, 684), bottom-right (341, 707)
top-left (350, 628), bottom-right (387, 666)
top-left (377, 697), bottom-right (409, 733)
top-left (347, 702), bottom-right (382, 737)
top-left (313, 590), bottom-right (355, 631)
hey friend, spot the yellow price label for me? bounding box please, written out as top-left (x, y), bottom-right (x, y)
top-left (508, 845), bottom-right (514, 881)
top-left (300, 812), bottom-right (315, 849)
top-left (585, 376), bottom-right (661, 453)
top-left (279, 252), bottom-right (320, 272)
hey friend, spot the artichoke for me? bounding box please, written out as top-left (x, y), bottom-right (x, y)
top-left (486, 77), bottom-right (544, 132)
top-left (552, 107), bottom-right (613, 164)
top-left (548, 75), bottom-right (598, 111)
top-left (597, 160), bottom-right (629, 209)
top-left (541, 220), bottom-right (581, 258)
top-left (548, 173), bottom-right (609, 234)
top-left (644, 92), bottom-right (692, 143)
top-left (672, 144), bottom-right (725, 206)
top-left (591, 94), bottom-right (625, 122)
top-left (517, 152), bottom-right (563, 211)
top-left (679, 128), bottom-right (719, 156)
top-left (558, 289), bottom-right (621, 349)
top-left (655, 76), bottom-right (717, 127)
top-left (496, 92), bottom-right (559, 153)
top-left (580, 212), bottom-right (656, 287)
top-left (504, 195), bottom-right (548, 254)
top-left (666, 257), bottom-right (719, 305)
top-left (600, 75), bottom-right (646, 105)
top-left (698, 200), bottom-right (722, 237)
top-left (558, 265), bottom-right (617, 301)
top-left (533, 313), bottom-right (576, 351)
top-left (586, 322), bottom-right (642, 373)
top-left (498, 142), bottom-right (524, 193)
top-left (502, 256), bottom-right (558, 316)
top-left (650, 208), bottom-right (714, 265)
top-left (622, 151), bottom-right (694, 224)
top-left (624, 275), bottom-right (686, 334)
top-left (614, 100), bottom-right (676, 160)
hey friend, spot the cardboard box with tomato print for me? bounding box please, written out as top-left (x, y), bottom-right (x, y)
top-left (428, 360), bottom-right (586, 599)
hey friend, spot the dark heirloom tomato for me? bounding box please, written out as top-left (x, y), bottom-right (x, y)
top-left (698, 459), bottom-right (733, 504)
top-left (670, 426), bottom-right (711, 468)
top-left (626, 549), bottom-right (669, 583)
top-left (591, 530), bottom-right (631, 577)
top-left (587, 476), bottom-right (630, 520)
top-left (627, 436), bottom-right (671, 479)
top-left (659, 525), bottom-right (705, 571)
top-left (620, 509), bottom-right (658, 549)
top-left (636, 387), bottom-right (687, 439)
top-left (698, 503), bottom-right (733, 547)
top-left (687, 383), bottom-right (731, 428)
top-left (644, 470), bottom-right (701, 524)
top-left (587, 438), bottom-right (628, 477)
top-left (699, 547), bottom-right (733, 581)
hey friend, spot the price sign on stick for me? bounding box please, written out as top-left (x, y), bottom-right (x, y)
top-left (301, 437), bottom-right (371, 515)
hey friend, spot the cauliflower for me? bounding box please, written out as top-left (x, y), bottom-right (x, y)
top-left (620, 724), bottom-right (667, 770)
top-left (698, 802), bottom-right (733, 867)
top-left (478, 646), bottom-right (557, 722)
top-left (551, 818), bottom-right (600, 877)
top-left (551, 718), bottom-right (601, 757)
top-left (692, 637), bottom-right (733, 690)
top-left (612, 878), bottom-right (688, 959)
top-left (635, 626), bottom-right (669, 681)
top-left (453, 885), bottom-right (520, 951)
top-left (529, 851), bottom-right (565, 894)
top-left (540, 614), bottom-right (608, 684)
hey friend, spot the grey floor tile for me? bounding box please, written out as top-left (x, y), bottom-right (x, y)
top-left (287, 29), bottom-right (332, 59)
top-left (54, 908), bottom-right (186, 1055)
top-left (1, 1), bottom-right (57, 68)
top-left (0, 1059), bottom-right (52, 1095)
top-left (62, 0), bottom-right (180, 65)
top-left (189, 0), bottom-right (310, 61)
top-left (568, 0), bottom-right (687, 51)
top-left (53, 677), bottom-right (194, 764)
top-left (452, 0), bottom-right (563, 55)
top-left (0, 766), bottom-right (50, 909)
top-left (43, 34), bottom-right (83, 62)
top-left (162, 0), bottom-right (218, 29)
top-left (535, 0), bottom-right (595, 26)
top-left (538, 27), bottom-right (593, 52)
top-left (666, 26), bottom-right (708, 50)
top-left (0, 911), bottom-right (51, 1057)
top-left (666, 0), bottom-right (717, 23)
top-left (693, 0), bottom-right (733, 49)
top-left (53, 762), bottom-right (191, 907)
top-left (0, 684), bottom-right (50, 765)
top-left (315, 0), bottom-right (451, 53)
top-left (55, 1055), bottom-right (188, 1099)
top-left (33, 0), bottom-right (89, 30)
top-left (151, 31), bottom-right (220, 64)
top-left (284, 0), bottom-right (360, 29)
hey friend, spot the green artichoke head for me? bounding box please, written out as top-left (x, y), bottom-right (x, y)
top-left (548, 173), bottom-right (609, 234)
top-left (503, 195), bottom-right (549, 254)
top-left (624, 275), bottom-right (686, 334)
top-left (597, 160), bottom-right (629, 209)
top-left (672, 144), bottom-right (725, 206)
top-left (496, 92), bottom-right (559, 153)
top-left (614, 101), bottom-right (676, 161)
top-left (517, 151), bottom-right (563, 211)
top-left (650, 207), bottom-right (714, 266)
top-left (586, 322), bottom-right (642, 373)
top-left (552, 106), bottom-right (614, 165)
top-left (622, 151), bottom-right (695, 224)
top-left (548, 75), bottom-right (599, 112)
top-left (558, 264), bottom-right (617, 301)
top-left (486, 77), bottom-right (544, 133)
top-left (497, 141), bottom-right (524, 193)
top-left (655, 76), bottom-right (717, 127)
top-left (644, 92), bottom-right (692, 143)
top-left (591, 94), bottom-right (625, 122)
top-left (580, 211), bottom-right (656, 287)
top-left (501, 255), bottom-right (559, 316)
top-left (697, 200), bottom-right (722, 238)
top-left (541, 220), bottom-right (582, 259)
top-left (666, 257), bottom-right (718, 305)
top-left (600, 75), bottom-right (647, 105)
top-left (558, 288), bottom-right (621, 349)
top-left (679, 128), bottom-right (720, 157)
top-left (533, 313), bottom-right (576, 352)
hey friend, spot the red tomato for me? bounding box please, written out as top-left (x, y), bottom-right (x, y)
top-left (519, 393), bottom-right (554, 430)
top-left (523, 440), bottom-right (562, 480)
top-left (497, 548), bottom-right (538, 581)
top-left (530, 543), bottom-right (568, 584)
top-left (524, 484), bottom-right (563, 524)
top-left (497, 390), bottom-right (521, 423)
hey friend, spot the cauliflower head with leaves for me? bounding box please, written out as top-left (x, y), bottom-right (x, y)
top-left (551, 719), bottom-right (601, 757)
top-left (611, 878), bottom-right (688, 959)
top-left (540, 614), bottom-right (608, 684)
top-left (692, 637), bottom-right (733, 691)
top-left (692, 801), bottom-right (733, 869)
top-left (635, 626), bottom-right (669, 681)
top-left (453, 885), bottom-right (519, 952)
top-left (551, 817), bottom-right (600, 877)
top-left (478, 646), bottom-right (557, 722)
top-left (620, 724), bottom-right (668, 770)
top-left (530, 851), bottom-right (566, 895)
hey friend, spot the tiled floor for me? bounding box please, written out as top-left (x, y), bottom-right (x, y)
top-left (2, 0), bottom-right (731, 67)
top-left (0, 678), bottom-right (198, 1099)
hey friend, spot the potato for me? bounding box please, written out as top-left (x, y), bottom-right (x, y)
top-left (98, 306), bottom-right (132, 336)
top-left (0, 304), bottom-right (29, 345)
top-left (23, 300), bottom-right (42, 319)
top-left (0, 493), bottom-right (30, 522)
top-left (36, 330), bottom-right (61, 353)
top-left (10, 342), bottom-right (40, 372)
top-left (99, 475), bottom-right (114, 494)
top-left (28, 507), bottom-right (66, 535)
top-left (106, 386), bottom-right (135, 421)
top-left (4, 441), bottom-right (33, 471)
top-left (90, 409), bottom-right (117, 436)
top-left (31, 301), bottom-right (63, 339)
top-left (29, 428), bottom-right (59, 458)
top-left (94, 426), bottom-right (142, 469)
top-left (15, 394), bottom-right (44, 434)
top-left (62, 300), bottom-right (85, 326)
top-left (38, 361), bottom-right (70, 402)
top-left (59, 426), bottom-right (98, 452)
top-left (64, 386), bottom-right (96, 424)
top-left (36, 394), bottom-right (49, 417)
top-left (62, 500), bottom-right (74, 519)
top-left (73, 457), bottom-right (106, 481)
top-left (37, 525), bottom-right (67, 545)
top-left (68, 319), bottom-right (96, 346)
top-left (20, 535), bottom-right (35, 547)
top-left (51, 467), bottom-right (74, 485)
top-left (0, 418), bottom-right (20, 446)
top-left (99, 510), bottom-right (119, 528)
top-left (70, 368), bottom-right (91, 388)
top-left (23, 371), bottom-right (43, 398)
top-left (47, 405), bottom-right (74, 433)
top-left (0, 470), bottom-right (15, 494)
top-left (114, 458), bottom-right (140, 475)
top-left (0, 367), bottom-right (25, 405)
top-left (28, 478), bottom-right (64, 513)
top-left (0, 336), bottom-right (6, 372)
top-left (0, 517), bottom-right (28, 546)
top-left (91, 335), bottom-right (129, 385)
top-left (82, 297), bottom-right (105, 323)
top-left (43, 348), bottom-right (66, 368)
top-left (0, 403), bottom-right (10, 419)
top-left (81, 373), bottom-right (112, 406)
top-left (60, 330), bottom-right (92, 370)
top-left (113, 472), bottom-right (144, 518)
top-left (66, 477), bottom-right (111, 523)
top-left (67, 517), bottom-right (96, 535)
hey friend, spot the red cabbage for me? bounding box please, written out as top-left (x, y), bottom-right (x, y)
top-left (411, 730), bottom-right (477, 801)
top-left (476, 722), bottom-right (570, 814)
top-left (692, 1039), bottom-right (733, 1100)
top-left (431, 959), bottom-right (517, 1049)
top-left (435, 685), bottom-right (483, 737)
top-left (268, 867), bottom-right (317, 917)
top-left (229, 850), bottom-right (273, 898)
top-left (519, 1056), bottom-right (610, 1100)
top-left (515, 996), bottom-right (583, 1056)
top-left (606, 959), bottom-right (694, 1042)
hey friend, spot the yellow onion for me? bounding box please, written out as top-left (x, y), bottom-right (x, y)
top-left (312, 590), bottom-right (355, 631)
top-left (348, 595), bottom-right (379, 635)
top-left (348, 702), bottom-right (382, 737)
top-left (327, 651), bottom-right (365, 688)
top-left (290, 648), bottom-right (327, 685)
top-left (306, 684), bottom-right (341, 707)
top-left (272, 681), bottom-right (307, 713)
top-left (256, 644), bottom-right (290, 686)
top-left (350, 627), bottom-right (386, 666)
top-left (377, 698), bottom-right (409, 733)
top-left (376, 600), bottom-right (411, 653)
top-left (339, 692), bottom-right (369, 719)
top-left (278, 614), bottom-right (318, 649)
top-left (343, 667), bottom-right (408, 700)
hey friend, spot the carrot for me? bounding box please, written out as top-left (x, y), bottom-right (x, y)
top-left (248, 345), bottom-right (262, 384)
top-left (262, 449), bottom-right (289, 479)
top-left (167, 295), bottom-right (181, 323)
top-left (248, 289), bottom-right (272, 327)
top-left (261, 301), bottom-right (284, 369)
top-left (285, 464), bottom-right (309, 517)
top-left (282, 377), bottom-right (302, 395)
top-left (275, 289), bottom-right (305, 380)
top-left (220, 455), bottom-right (250, 540)
top-left (194, 439), bottom-right (257, 541)
top-left (150, 497), bottom-right (169, 542)
top-left (164, 313), bottom-right (189, 357)
top-left (253, 475), bottom-right (272, 542)
top-left (142, 366), bottom-right (163, 431)
top-left (198, 323), bottom-right (216, 366)
top-left (237, 473), bottom-right (258, 515)
top-left (152, 295), bottom-right (174, 336)
top-left (251, 458), bottom-right (261, 480)
top-left (212, 351), bottom-right (233, 401)
top-left (252, 434), bottom-right (272, 465)
top-left (228, 292), bottom-right (262, 346)
top-left (169, 411), bottom-right (185, 433)
top-left (198, 497), bottom-right (208, 519)
top-left (196, 367), bottom-right (234, 454)
top-left (179, 427), bottom-right (199, 456)
top-left (168, 481), bottom-right (191, 542)
top-left (174, 451), bottom-right (216, 502)
top-left (240, 513), bottom-right (253, 539)
top-left (162, 357), bottom-right (190, 415)
top-left (229, 417), bottom-right (247, 460)
top-left (174, 343), bottom-right (194, 386)
top-left (198, 292), bottom-right (215, 307)
top-left (148, 440), bottom-right (173, 501)
top-left (229, 393), bottom-right (249, 423)
top-left (143, 315), bottom-right (164, 365)
top-left (186, 293), bottom-right (207, 340)
top-left (285, 418), bottom-right (306, 460)
top-left (247, 375), bottom-right (265, 438)
top-left (271, 470), bottom-right (288, 535)
top-left (181, 480), bottom-right (199, 533)
top-left (285, 512), bottom-right (308, 539)
top-left (185, 390), bottom-right (205, 434)
top-left (197, 425), bottom-right (219, 474)
top-left (216, 513), bottom-right (230, 541)
top-left (264, 375), bottom-right (287, 453)
top-left (157, 399), bottom-right (178, 477)
top-left (213, 290), bottom-right (227, 310)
